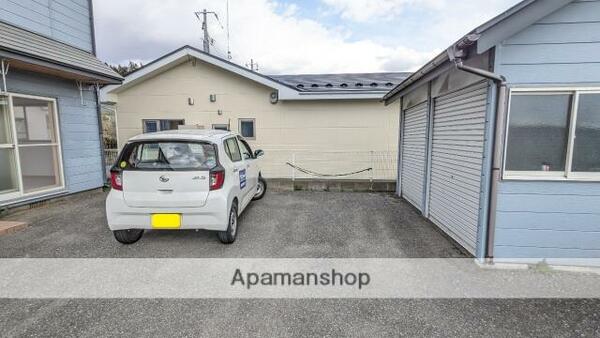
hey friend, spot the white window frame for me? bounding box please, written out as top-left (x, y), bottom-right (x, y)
top-left (504, 87), bottom-right (600, 181)
top-left (142, 119), bottom-right (185, 133)
top-left (212, 123), bottom-right (229, 131)
top-left (0, 92), bottom-right (65, 203)
top-left (238, 118), bottom-right (256, 140)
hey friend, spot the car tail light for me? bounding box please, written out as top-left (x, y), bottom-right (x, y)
top-left (111, 171), bottom-right (123, 191)
top-left (209, 169), bottom-right (225, 191)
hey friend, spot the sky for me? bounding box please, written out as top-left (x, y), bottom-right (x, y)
top-left (94, 0), bottom-right (521, 75)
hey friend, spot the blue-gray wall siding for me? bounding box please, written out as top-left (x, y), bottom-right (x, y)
top-left (493, 0), bottom-right (600, 258)
top-left (6, 69), bottom-right (104, 194)
top-left (495, 0), bottom-right (600, 85)
top-left (0, 0), bottom-right (93, 52)
top-left (495, 182), bottom-right (600, 258)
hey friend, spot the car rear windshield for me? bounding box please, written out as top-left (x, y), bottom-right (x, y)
top-left (120, 141), bottom-right (217, 171)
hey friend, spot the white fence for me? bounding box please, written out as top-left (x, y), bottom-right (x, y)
top-left (104, 149), bottom-right (119, 167)
top-left (260, 150), bottom-right (398, 181)
top-left (103, 148), bottom-right (398, 181)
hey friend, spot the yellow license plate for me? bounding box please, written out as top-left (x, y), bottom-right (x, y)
top-left (151, 214), bottom-right (181, 229)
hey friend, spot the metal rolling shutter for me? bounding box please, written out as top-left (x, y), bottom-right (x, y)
top-left (401, 101), bottom-right (428, 211)
top-left (429, 81), bottom-right (488, 254)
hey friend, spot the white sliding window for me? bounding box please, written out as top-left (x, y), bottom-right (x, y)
top-left (0, 95), bottom-right (20, 199)
top-left (504, 89), bottom-right (600, 180)
top-left (0, 94), bottom-right (64, 203)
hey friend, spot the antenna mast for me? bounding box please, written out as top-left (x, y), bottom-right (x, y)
top-left (226, 0), bottom-right (232, 60)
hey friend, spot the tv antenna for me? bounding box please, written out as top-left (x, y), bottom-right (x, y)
top-left (246, 59), bottom-right (259, 72)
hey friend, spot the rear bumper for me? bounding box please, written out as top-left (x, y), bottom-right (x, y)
top-left (105, 190), bottom-right (229, 231)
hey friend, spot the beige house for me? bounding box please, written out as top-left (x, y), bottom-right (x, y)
top-left (101, 46), bottom-right (406, 181)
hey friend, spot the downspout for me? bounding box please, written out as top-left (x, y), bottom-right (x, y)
top-left (1, 59), bottom-right (9, 93)
top-left (94, 83), bottom-right (108, 185)
top-left (448, 41), bottom-right (508, 259)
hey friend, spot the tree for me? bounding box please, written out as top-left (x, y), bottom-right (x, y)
top-left (110, 61), bottom-right (143, 76)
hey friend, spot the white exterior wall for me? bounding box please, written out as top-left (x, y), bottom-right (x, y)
top-left (113, 60), bottom-right (400, 180)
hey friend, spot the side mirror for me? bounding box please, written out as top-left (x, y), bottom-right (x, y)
top-left (254, 149), bottom-right (264, 158)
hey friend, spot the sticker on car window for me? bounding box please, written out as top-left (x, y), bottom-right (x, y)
top-left (239, 169), bottom-right (247, 189)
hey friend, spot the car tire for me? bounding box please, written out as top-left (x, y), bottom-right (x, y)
top-left (113, 229), bottom-right (144, 244)
top-left (252, 176), bottom-right (267, 201)
top-left (217, 203), bottom-right (238, 244)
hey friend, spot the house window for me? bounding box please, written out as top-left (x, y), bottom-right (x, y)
top-left (143, 119), bottom-right (184, 133)
top-left (0, 93), bottom-right (64, 202)
top-left (504, 90), bottom-right (600, 180)
top-left (212, 124), bottom-right (229, 131)
top-left (572, 94), bottom-right (600, 173)
top-left (239, 118), bottom-right (255, 139)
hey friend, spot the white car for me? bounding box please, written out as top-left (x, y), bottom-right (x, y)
top-left (106, 129), bottom-right (267, 245)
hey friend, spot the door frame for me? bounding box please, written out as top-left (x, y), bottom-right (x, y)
top-left (0, 92), bottom-right (65, 203)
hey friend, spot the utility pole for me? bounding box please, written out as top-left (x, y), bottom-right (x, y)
top-left (194, 9), bottom-right (221, 54)
top-left (201, 10), bottom-right (210, 53)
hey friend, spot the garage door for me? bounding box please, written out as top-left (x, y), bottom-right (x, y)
top-left (429, 81), bottom-right (488, 254)
top-left (400, 101), bottom-right (428, 211)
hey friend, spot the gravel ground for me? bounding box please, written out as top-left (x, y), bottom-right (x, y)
top-left (1, 191), bottom-right (598, 337)
top-left (0, 191), bottom-right (465, 258)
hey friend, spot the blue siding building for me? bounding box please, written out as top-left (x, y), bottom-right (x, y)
top-left (385, 0), bottom-right (600, 264)
top-left (0, 0), bottom-right (122, 207)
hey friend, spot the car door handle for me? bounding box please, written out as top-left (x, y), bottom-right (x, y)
top-left (157, 189), bottom-right (173, 193)
top-left (233, 168), bottom-right (239, 173)
top-left (246, 164), bottom-right (250, 169)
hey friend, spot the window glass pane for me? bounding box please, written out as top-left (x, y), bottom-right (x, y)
top-left (144, 121), bottom-right (158, 133)
top-left (140, 143), bottom-right (160, 161)
top-left (12, 97), bottom-right (56, 144)
top-left (160, 120), bottom-right (184, 131)
top-left (0, 148), bottom-right (19, 193)
top-left (19, 145), bottom-right (61, 193)
top-left (572, 94), bottom-right (600, 172)
top-left (240, 120), bottom-right (255, 138)
top-left (212, 124), bottom-right (229, 131)
top-left (225, 138), bottom-right (242, 162)
top-left (223, 139), bottom-right (232, 159)
top-left (0, 96), bottom-right (12, 144)
top-left (238, 138), bottom-right (253, 160)
top-left (506, 94), bottom-right (571, 172)
top-left (126, 142), bottom-right (216, 170)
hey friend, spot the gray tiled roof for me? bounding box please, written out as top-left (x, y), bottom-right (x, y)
top-left (0, 20), bottom-right (122, 82)
top-left (269, 72), bottom-right (411, 92)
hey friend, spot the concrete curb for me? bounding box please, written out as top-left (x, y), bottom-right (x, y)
top-left (266, 179), bottom-right (396, 192)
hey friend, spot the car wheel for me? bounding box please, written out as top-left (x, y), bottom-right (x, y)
top-left (217, 203), bottom-right (238, 244)
top-left (113, 229), bottom-right (144, 244)
top-left (252, 176), bottom-right (267, 201)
